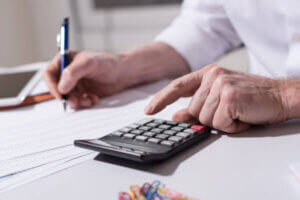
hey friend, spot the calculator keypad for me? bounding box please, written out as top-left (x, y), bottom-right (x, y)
top-left (109, 119), bottom-right (206, 150)
top-left (73, 118), bottom-right (211, 163)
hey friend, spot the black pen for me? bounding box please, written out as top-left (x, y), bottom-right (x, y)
top-left (59, 17), bottom-right (69, 112)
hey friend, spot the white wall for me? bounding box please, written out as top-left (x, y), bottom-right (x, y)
top-left (27, 0), bottom-right (80, 61)
top-left (0, 0), bottom-right (79, 67)
top-left (0, 0), bottom-right (35, 66)
top-left (0, 0), bottom-right (248, 72)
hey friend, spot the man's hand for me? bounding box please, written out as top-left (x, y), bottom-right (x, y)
top-left (145, 64), bottom-right (289, 133)
top-left (43, 51), bottom-right (127, 109)
top-left (43, 43), bottom-right (190, 109)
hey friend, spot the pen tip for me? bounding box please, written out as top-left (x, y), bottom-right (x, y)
top-left (63, 101), bottom-right (67, 112)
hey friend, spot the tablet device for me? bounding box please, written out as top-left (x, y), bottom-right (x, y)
top-left (0, 70), bottom-right (42, 106)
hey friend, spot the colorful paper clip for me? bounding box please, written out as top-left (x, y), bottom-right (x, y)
top-left (119, 180), bottom-right (198, 200)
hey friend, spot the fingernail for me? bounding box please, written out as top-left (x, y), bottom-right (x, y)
top-left (144, 105), bottom-right (153, 114)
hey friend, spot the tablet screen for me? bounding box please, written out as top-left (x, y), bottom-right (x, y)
top-left (0, 71), bottom-right (37, 98)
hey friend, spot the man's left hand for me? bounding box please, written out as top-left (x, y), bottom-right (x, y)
top-left (145, 64), bottom-right (289, 133)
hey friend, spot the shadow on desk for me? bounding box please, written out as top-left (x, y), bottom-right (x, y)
top-left (229, 119), bottom-right (300, 138)
top-left (94, 134), bottom-right (220, 176)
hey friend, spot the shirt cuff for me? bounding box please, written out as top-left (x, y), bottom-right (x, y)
top-left (155, 25), bottom-right (202, 72)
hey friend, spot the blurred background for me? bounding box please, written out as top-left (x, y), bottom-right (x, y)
top-left (0, 0), bottom-right (247, 72)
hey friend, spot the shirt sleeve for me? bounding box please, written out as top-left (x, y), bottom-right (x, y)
top-left (155, 0), bottom-right (242, 72)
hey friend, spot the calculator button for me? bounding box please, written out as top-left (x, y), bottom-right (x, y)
top-left (147, 123), bottom-right (159, 128)
top-left (123, 134), bottom-right (135, 139)
top-left (111, 131), bottom-right (124, 137)
top-left (131, 130), bottom-right (144, 135)
top-left (161, 140), bottom-right (175, 147)
top-left (136, 118), bottom-right (153, 125)
top-left (178, 123), bottom-right (191, 128)
top-left (148, 138), bottom-right (161, 144)
top-left (158, 125), bottom-right (171, 130)
top-left (176, 132), bottom-right (191, 139)
top-left (166, 121), bottom-right (178, 125)
top-left (120, 127), bottom-right (132, 133)
top-left (184, 128), bottom-right (198, 134)
top-left (138, 126), bottom-right (152, 131)
top-left (127, 124), bottom-right (140, 129)
top-left (135, 135), bottom-right (148, 142)
top-left (143, 132), bottom-right (156, 137)
top-left (171, 126), bottom-right (184, 132)
top-left (163, 130), bottom-right (177, 136)
top-left (153, 119), bottom-right (165, 124)
top-left (155, 134), bottom-right (169, 140)
top-left (191, 125), bottom-right (205, 132)
top-left (168, 136), bottom-right (183, 143)
top-left (151, 128), bottom-right (164, 134)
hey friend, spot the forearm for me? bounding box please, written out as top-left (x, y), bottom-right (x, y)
top-left (281, 79), bottom-right (300, 120)
top-left (118, 42), bottom-right (190, 88)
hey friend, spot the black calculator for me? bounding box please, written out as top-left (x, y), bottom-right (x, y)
top-left (74, 118), bottom-right (210, 163)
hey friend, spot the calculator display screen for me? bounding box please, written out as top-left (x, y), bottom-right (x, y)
top-left (0, 71), bottom-right (36, 98)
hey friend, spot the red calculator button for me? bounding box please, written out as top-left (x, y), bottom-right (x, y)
top-left (191, 125), bottom-right (205, 132)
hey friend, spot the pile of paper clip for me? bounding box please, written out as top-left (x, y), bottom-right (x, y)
top-left (118, 180), bottom-right (198, 200)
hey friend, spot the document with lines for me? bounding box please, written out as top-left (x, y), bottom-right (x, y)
top-left (0, 78), bottom-right (185, 191)
top-left (0, 89), bottom-right (151, 162)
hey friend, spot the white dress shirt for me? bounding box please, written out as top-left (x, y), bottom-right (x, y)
top-left (155, 0), bottom-right (300, 78)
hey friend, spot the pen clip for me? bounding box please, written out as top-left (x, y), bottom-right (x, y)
top-left (56, 32), bottom-right (61, 50)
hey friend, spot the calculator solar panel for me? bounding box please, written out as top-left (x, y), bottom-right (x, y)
top-left (74, 118), bottom-right (210, 163)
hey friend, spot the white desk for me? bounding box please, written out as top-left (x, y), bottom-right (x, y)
top-left (1, 78), bottom-right (300, 200)
top-left (1, 120), bottom-right (300, 199)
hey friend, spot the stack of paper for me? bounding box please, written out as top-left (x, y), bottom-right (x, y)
top-left (0, 63), bottom-right (182, 192)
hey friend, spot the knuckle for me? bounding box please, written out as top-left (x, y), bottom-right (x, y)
top-left (81, 56), bottom-right (91, 66)
top-left (206, 64), bottom-right (227, 77)
top-left (215, 74), bottom-right (232, 86)
top-left (205, 64), bottom-right (218, 71)
top-left (221, 86), bottom-right (237, 104)
top-left (170, 78), bottom-right (185, 90)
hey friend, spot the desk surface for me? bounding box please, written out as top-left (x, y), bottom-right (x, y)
top-left (1, 79), bottom-right (300, 200)
top-left (1, 119), bottom-right (300, 200)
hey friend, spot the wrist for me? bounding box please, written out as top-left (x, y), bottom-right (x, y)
top-left (116, 42), bottom-right (190, 89)
top-left (115, 52), bottom-right (140, 89)
top-left (279, 79), bottom-right (300, 120)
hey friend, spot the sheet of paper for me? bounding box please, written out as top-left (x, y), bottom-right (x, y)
top-left (0, 152), bottom-right (96, 193)
top-left (0, 79), bottom-right (187, 163)
top-left (0, 146), bottom-right (88, 178)
top-left (0, 78), bottom-right (189, 193)
top-left (0, 89), bottom-right (151, 162)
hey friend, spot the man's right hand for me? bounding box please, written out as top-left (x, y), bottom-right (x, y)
top-left (43, 43), bottom-right (190, 109)
top-left (43, 51), bottom-right (127, 109)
